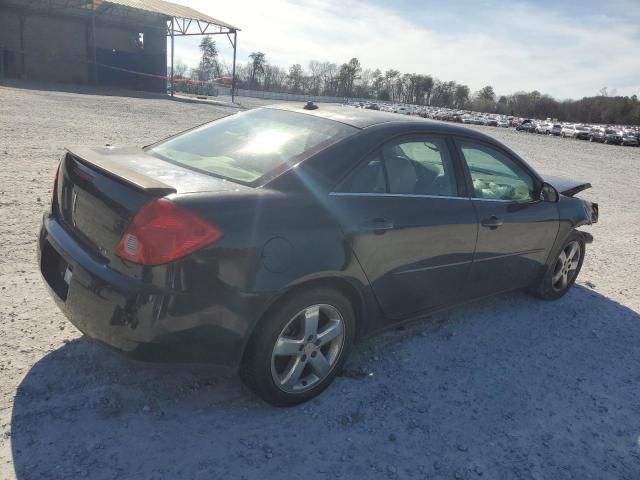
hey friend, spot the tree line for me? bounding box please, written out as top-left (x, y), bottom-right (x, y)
top-left (175, 39), bottom-right (640, 126)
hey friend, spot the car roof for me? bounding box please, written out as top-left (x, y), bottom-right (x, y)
top-left (263, 103), bottom-right (500, 142)
top-left (265, 103), bottom-right (426, 129)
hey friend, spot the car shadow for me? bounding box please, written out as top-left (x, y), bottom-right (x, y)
top-left (10, 285), bottom-right (640, 479)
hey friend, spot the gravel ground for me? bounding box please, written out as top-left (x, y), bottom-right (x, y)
top-left (1, 82), bottom-right (640, 480)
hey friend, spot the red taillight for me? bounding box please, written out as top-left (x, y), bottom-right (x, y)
top-left (51, 160), bottom-right (62, 213)
top-left (116, 199), bottom-right (222, 266)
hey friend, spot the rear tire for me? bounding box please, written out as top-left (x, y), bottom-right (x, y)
top-left (240, 288), bottom-right (355, 407)
top-left (529, 231), bottom-right (585, 300)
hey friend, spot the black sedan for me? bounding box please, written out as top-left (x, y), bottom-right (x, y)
top-left (604, 128), bottom-right (623, 145)
top-left (38, 104), bottom-right (598, 406)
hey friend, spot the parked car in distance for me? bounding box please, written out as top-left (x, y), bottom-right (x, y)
top-left (536, 123), bottom-right (550, 134)
top-left (498, 118), bottom-right (510, 128)
top-left (621, 131), bottom-right (639, 146)
top-left (604, 128), bottom-right (623, 145)
top-left (516, 119), bottom-right (534, 131)
top-left (487, 117), bottom-right (499, 127)
top-left (589, 127), bottom-right (606, 142)
top-left (574, 125), bottom-right (591, 140)
top-left (561, 124), bottom-right (576, 138)
top-left (550, 124), bottom-right (562, 136)
top-left (38, 104), bottom-right (599, 406)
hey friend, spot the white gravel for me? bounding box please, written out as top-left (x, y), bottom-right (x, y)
top-left (1, 83), bottom-right (640, 480)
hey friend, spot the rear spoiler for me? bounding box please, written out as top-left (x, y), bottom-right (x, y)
top-left (542, 174), bottom-right (591, 197)
top-left (66, 146), bottom-right (177, 197)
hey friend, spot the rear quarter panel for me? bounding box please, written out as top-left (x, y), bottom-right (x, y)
top-left (171, 186), bottom-right (376, 346)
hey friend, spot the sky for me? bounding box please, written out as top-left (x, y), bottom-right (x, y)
top-left (167, 0), bottom-right (640, 100)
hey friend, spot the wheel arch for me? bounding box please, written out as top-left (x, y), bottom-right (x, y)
top-left (239, 275), bottom-right (368, 367)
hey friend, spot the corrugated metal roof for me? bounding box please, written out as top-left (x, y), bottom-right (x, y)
top-left (104, 0), bottom-right (239, 30)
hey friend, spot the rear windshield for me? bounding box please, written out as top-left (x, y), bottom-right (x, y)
top-left (147, 108), bottom-right (356, 184)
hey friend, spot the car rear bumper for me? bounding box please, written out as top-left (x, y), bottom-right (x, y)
top-left (38, 214), bottom-right (260, 367)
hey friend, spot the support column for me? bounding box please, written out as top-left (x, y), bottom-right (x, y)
top-left (231, 30), bottom-right (237, 103)
top-left (91, 0), bottom-right (97, 85)
top-left (170, 18), bottom-right (175, 97)
top-left (18, 14), bottom-right (25, 78)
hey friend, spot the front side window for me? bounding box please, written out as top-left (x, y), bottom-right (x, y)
top-left (338, 136), bottom-right (457, 196)
top-left (148, 108), bottom-right (356, 184)
top-left (458, 140), bottom-right (535, 202)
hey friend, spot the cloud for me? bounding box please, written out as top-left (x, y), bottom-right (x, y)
top-left (168, 0), bottom-right (640, 99)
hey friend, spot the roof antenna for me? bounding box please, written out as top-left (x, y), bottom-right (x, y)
top-left (303, 101), bottom-right (318, 110)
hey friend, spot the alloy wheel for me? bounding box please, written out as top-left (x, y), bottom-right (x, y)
top-left (551, 241), bottom-right (581, 291)
top-left (270, 304), bottom-right (345, 393)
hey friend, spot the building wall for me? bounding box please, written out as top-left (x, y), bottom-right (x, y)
top-left (94, 20), bottom-right (167, 92)
top-left (24, 15), bottom-right (89, 84)
top-left (0, 10), bottom-right (22, 77)
top-left (0, 7), bottom-right (167, 92)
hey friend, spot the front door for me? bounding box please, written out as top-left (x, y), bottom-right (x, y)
top-left (329, 134), bottom-right (478, 320)
top-left (454, 138), bottom-right (559, 297)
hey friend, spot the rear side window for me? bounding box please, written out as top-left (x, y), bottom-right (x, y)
top-left (338, 135), bottom-right (457, 196)
top-left (148, 109), bottom-right (356, 184)
top-left (458, 140), bottom-right (535, 202)
top-left (338, 154), bottom-right (386, 193)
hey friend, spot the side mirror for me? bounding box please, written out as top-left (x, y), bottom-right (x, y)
top-left (539, 182), bottom-right (559, 203)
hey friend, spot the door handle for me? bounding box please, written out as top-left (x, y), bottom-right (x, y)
top-left (481, 215), bottom-right (503, 229)
top-left (361, 218), bottom-right (394, 234)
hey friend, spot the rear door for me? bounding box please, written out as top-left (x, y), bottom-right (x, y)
top-left (328, 134), bottom-right (478, 320)
top-left (454, 138), bottom-right (559, 298)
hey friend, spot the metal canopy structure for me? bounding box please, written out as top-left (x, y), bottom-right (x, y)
top-left (104, 0), bottom-right (240, 100)
top-left (0, 0), bottom-right (239, 100)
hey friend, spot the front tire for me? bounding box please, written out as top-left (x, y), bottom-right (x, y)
top-left (530, 232), bottom-right (585, 300)
top-left (240, 288), bottom-right (355, 406)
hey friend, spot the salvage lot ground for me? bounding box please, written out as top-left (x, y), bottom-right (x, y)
top-left (1, 83), bottom-right (640, 480)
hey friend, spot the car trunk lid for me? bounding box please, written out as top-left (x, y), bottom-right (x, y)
top-left (55, 146), bottom-right (250, 265)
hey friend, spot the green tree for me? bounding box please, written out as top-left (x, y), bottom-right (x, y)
top-left (477, 85), bottom-right (496, 102)
top-left (195, 37), bottom-right (221, 81)
top-left (337, 58), bottom-right (361, 96)
top-left (454, 84), bottom-right (470, 108)
top-left (422, 75), bottom-right (434, 105)
top-left (287, 64), bottom-right (304, 93)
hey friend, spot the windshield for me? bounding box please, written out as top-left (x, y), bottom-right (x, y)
top-left (148, 108), bottom-right (356, 184)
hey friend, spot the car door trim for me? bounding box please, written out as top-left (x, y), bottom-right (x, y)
top-left (328, 192), bottom-right (470, 201)
top-left (474, 248), bottom-right (546, 262)
top-left (394, 258), bottom-right (473, 274)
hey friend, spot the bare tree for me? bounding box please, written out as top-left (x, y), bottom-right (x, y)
top-left (308, 60), bottom-right (325, 95)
